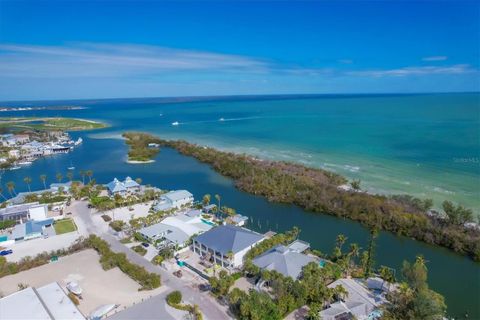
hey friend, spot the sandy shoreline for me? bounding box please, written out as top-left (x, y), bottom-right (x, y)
top-left (126, 159), bottom-right (155, 164)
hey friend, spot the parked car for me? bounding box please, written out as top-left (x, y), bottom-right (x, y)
top-left (198, 283), bottom-right (212, 292)
top-left (0, 249), bottom-right (13, 256)
top-left (141, 242), bottom-right (150, 248)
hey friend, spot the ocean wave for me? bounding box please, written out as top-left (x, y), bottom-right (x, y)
top-left (433, 187), bottom-right (456, 195)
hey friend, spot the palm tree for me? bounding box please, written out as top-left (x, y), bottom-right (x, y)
top-left (6, 181), bottom-right (16, 197)
top-left (56, 173), bottom-right (63, 183)
top-left (66, 171), bottom-right (73, 181)
top-left (335, 234), bottom-right (347, 256)
top-left (333, 285), bottom-right (348, 302)
top-left (203, 194), bottom-right (211, 206)
top-left (79, 170), bottom-right (86, 185)
top-left (39, 174), bottom-right (47, 190)
top-left (86, 170), bottom-right (93, 183)
top-left (379, 265), bottom-right (396, 292)
top-left (23, 176), bottom-right (32, 192)
top-left (0, 187), bottom-right (9, 201)
top-left (215, 194), bottom-right (221, 213)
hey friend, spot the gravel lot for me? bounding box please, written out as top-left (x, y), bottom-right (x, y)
top-left (0, 249), bottom-right (165, 317)
top-left (103, 201), bottom-right (153, 223)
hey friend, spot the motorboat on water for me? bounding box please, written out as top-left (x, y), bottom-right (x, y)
top-left (171, 121), bottom-right (179, 126)
top-left (9, 166), bottom-right (21, 170)
top-left (74, 137), bottom-right (83, 146)
top-left (219, 117), bottom-right (225, 121)
top-left (66, 281), bottom-right (83, 296)
top-left (68, 161), bottom-right (75, 170)
top-left (17, 161), bottom-right (32, 166)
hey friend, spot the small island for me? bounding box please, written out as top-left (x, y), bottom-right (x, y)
top-left (0, 117), bottom-right (107, 131)
top-left (122, 132), bottom-right (162, 163)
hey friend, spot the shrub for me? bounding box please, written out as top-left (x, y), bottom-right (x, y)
top-left (0, 220), bottom-right (16, 230)
top-left (132, 245), bottom-right (147, 256)
top-left (109, 220), bottom-right (125, 232)
top-left (152, 255), bottom-right (164, 265)
top-left (167, 290), bottom-right (182, 305)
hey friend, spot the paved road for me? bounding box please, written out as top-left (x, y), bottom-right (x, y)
top-left (72, 201), bottom-right (231, 320)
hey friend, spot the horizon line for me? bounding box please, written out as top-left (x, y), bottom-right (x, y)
top-left (1, 91), bottom-right (479, 104)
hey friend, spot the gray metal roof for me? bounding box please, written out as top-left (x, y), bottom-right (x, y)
top-left (252, 244), bottom-right (316, 279)
top-left (194, 225), bottom-right (264, 255)
top-left (162, 190), bottom-right (193, 202)
top-left (287, 239), bottom-right (310, 253)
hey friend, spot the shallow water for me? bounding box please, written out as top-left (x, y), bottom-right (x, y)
top-left (1, 93), bottom-right (479, 317)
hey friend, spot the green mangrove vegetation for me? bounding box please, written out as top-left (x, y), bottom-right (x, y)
top-left (122, 133), bottom-right (480, 260)
top-left (0, 117), bottom-right (107, 132)
top-left (123, 132), bottom-right (162, 162)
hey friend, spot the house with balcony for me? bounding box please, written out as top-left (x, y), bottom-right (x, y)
top-left (193, 225), bottom-right (265, 268)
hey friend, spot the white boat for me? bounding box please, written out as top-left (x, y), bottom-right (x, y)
top-left (74, 137), bottom-right (83, 146)
top-left (68, 161), bottom-right (75, 170)
top-left (17, 161), bottom-right (32, 166)
top-left (66, 281), bottom-right (83, 296)
top-left (9, 166), bottom-right (20, 170)
top-left (171, 121), bottom-right (179, 126)
top-left (89, 304), bottom-right (117, 320)
top-left (219, 117), bottom-right (225, 121)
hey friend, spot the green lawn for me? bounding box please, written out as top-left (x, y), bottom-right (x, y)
top-left (53, 219), bottom-right (77, 235)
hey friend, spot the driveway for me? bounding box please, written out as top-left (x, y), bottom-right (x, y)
top-left (72, 200), bottom-right (232, 320)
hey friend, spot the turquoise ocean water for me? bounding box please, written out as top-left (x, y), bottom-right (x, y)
top-left (1, 93), bottom-right (479, 317)
top-left (79, 93), bottom-right (479, 213)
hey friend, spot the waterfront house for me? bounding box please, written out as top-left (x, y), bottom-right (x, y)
top-left (0, 282), bottom-right (85, 320)
top-left (0, 203), bottom-right (48, 222)
top-left (50, 181), bottom-right (72, 193)
top-left (106, 178), bottom-right (127, 196)
top-left (123, 176), bottom-right (140, 192)
top-left (252, 240), bottom-right (317, 280)
top-left (139, 213), bottom-right (212, 248)
top-left (193, 225), bottom-right (265, 268)
top-left (12, 218), bottom-right (54, 241)
top-left (106, 177), bottom-right (140, 197)
top-left (154, 190), bottom-right (193, 211)
top-left (320, 278), bottom-right (386, 320)
top-left (230, 214), bottom-right (249, 226)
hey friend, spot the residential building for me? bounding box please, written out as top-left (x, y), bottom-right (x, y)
top-left (0, 282), bottom-right (85, 320)
top-left (320, 278), bottom-right (386, 320)
top-left (12, 218), bottom-right (54, 241)
top-left (8, 149), bottom-right (20, 158)
top-left (50, 181), bottom-right (72, 192)
top-left (106, 177), bottom-right (140, 196)
top-left (139, 213), bottom-right (212, 248)
top-left (154, 190), bottom-right (193, 211)
top-left (230, 214), bottom-right (249, 226)
top-left (193, 225), bottom-right (265, 268)
top-left (0, 202), bottom-right (48, 222)
top-left (252, 240), bottom-right (317, 279)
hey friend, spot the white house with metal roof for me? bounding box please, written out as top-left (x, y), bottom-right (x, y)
top-left (320, 278), bottom-right (386, 320)
top-left (193, 225), bottom-right (265, 268)
top-left (0, 282), bottom-right (85, 320)
top-left (106, 177), bottom-right (140, 196)
top-left (0, 202), bottom-right (48, 222)
top-left (154, 190), bottom-right (193, 211)
top-left (139, 213), bottom-right (212, 248)
top-left (252, 240), bottom-right (317, 279)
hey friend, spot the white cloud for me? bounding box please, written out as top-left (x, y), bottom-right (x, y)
top-left (0, 43), bottom-right (269, 78)
top-left (422, 56), bottom-right (448, 61)
top-left (348, 64), bottom-right (474, 77)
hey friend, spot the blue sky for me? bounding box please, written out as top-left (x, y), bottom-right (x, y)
top-left (0, 1), bottom-right (478, 100)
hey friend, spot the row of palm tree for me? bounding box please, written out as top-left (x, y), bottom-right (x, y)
top-left (0, 170), bottom-right (94, 200)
